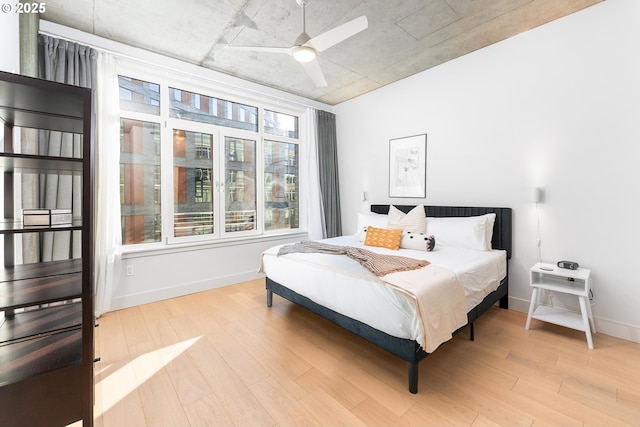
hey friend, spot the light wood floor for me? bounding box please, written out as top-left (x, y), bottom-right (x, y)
top-left (94, 279), bottom-right (640, 427)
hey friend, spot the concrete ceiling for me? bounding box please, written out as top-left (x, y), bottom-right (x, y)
top-left (42, 0), bottom-right (602, 105)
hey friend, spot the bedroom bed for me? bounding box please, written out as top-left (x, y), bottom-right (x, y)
top-left (261, 204), bottom-right (512, 393)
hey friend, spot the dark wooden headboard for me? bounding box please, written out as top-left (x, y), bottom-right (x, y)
top-left (370, 205), bottom-right (513, 260)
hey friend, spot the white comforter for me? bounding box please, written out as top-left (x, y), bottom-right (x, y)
top-left (261, 235), bottom-right (506, 351)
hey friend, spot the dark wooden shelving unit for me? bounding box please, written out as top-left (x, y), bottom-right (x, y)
top-left (0, 70), bottom-right (94, 427)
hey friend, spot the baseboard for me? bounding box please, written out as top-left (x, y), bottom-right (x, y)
top-left (508, 296), bottom-right (640, 344)
top-left (108, 271), bottom-right (265, 312)
top-left (108, 285), bottom-right (640, 345)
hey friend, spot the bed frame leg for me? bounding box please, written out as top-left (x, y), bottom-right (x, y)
top-left (469, 322), bottom-right (475, 341)
top-left (408, 362), bottom-right (419, 394)
top-left (499, 294), bottom-right (509, 309)
top-left (267, 289), bottom-right (273, 307)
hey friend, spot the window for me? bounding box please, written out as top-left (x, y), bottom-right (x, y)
top-left (225, 136), bottom-right (256, 233)
top-left (173, 129), bottom-right (214, 237)
top-left (169, 88), bottom-right (258, 132)
top-left (118, 74), bottom-right (304, 247)
top-left (264, 140), bottom-right (299, 231)
top-left (264, 110), bottom-right (298, 138)
top-left (120, 118), bottom-right (162, 244)
top-left (119, 76), bottom-right (160, 115)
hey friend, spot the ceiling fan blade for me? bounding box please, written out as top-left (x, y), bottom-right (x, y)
top-left (225, 46), bottom-right (292, 54)
top-left (300, 58), bottom-right (327, 87)
top-left (305, 15), bottom-right (368, 52)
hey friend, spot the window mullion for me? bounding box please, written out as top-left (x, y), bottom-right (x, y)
top-left (161, 120), bottom-right (175, 244)
top-left (256, 135), bottom-right (265, 234)
top-left (214, 129), bottom-right (224, 237)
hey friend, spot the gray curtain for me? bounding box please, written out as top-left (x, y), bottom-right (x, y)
top-left (315, 110), bottom-right (342, 238)
top-left (31, 35), bottom-right (97, 262)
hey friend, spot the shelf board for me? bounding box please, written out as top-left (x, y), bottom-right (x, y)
top-left (0, 153), bottom-right (83, 174)
top-left (0, 272), bottom-right (82, 310)
top-left (531, 277), bottom-right (587, 296)
top-left (0, 258), bottom-right (82, 283)
top-left (0, 302), bottom-right (82, 345)
top-left (0, 219), bottom-right (82, 234)
top-left (532, 305), bottom-right (587, 331)
top-left (0, 328), bottom-right (82, 387)
top-left (0, 71), bottom-right (89, 134)
top-left (531, 262), bottom-right (591, 281)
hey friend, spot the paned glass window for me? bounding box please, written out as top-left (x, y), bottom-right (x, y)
top-left (119, 76), bottom-right (160, 115)
top-left (173, 129), bottom-right (215, 237)
top-left (264, 110), bottom-right (299, 139)
top-left (225, 136), bottom-right (256, 233)
top-left (264, 140), bottom-right (299, 231)
top-left (118, 72), bottom-right (303, 247)
top-left (169, 88), bottom-right (258, 132)
top-left (120, 118), bottom-right (162, 244)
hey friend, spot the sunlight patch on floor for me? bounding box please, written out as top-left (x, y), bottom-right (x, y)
top-left (94, 336), bottom-right (202, 417)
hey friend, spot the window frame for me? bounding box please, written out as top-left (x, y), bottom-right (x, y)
top-left (119, 107), bottom-right (163, 247)
top-left (219, 128), bottom-right (262, 239)
top-left (164, 118), bottom-right (220, 245)
top-left (117, 61), bottom-right (307, 252)
top-left (262, 134), bottom-right (302, 235)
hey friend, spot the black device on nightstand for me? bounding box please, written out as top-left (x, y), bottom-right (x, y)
top-left (557, 260), bottom-right (579, 270)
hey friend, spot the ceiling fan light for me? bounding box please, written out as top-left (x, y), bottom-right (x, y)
top-left (293, 46), bottom-right (316, 62)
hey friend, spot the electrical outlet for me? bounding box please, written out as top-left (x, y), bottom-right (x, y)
top-left (126, 265), bottom-right (135, 276)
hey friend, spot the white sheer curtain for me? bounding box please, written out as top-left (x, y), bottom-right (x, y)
top-left (306, 108), bottom-right (325, 240)
top-left (94, 52), bottom-right (122, 316)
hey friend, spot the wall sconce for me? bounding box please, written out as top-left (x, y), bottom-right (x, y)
top-left (530, 186), bottom-right (543, 262)
top-left (530, 187), bottom-right (542, 203)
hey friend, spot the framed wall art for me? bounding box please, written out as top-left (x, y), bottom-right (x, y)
top-left (389, 133), bottom-right (427, 198)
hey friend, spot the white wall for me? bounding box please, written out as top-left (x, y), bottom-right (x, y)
top-left (0, 11), bottom-right (19, 72)
top-left (335, 0), bottom-right (640, 342)
top-left (111, 235), bottom-right (305, 311)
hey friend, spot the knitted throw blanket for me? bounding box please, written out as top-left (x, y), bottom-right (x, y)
top-left (277, 241), bottom-right (429, 277)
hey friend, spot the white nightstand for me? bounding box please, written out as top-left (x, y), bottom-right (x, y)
top-left (525, 262), bottom-right (596, 349)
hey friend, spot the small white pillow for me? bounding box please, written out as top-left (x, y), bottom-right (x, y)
top-left (425, 213), bottom-right (496, 251)
top-left (388, 205), bottom-right (426, 233)
top-left (400, 231), bottom-right (436, 252)
top-left (356, 212), bottom-right (388, 242)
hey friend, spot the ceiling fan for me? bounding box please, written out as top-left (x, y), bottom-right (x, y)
top-left (225, 0), bottom-right (368, 87)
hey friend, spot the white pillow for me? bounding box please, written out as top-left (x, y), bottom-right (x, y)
top-left (356, 212), bottom-right (388, 242)
top-left (425, 213), bottom-right (496, 251)
top-left (388, 205), bottom-right (426, 233)
top-left (400, 231), bottom-right (436, 252)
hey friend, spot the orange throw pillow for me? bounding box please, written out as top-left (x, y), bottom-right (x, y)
top-left (363, 226), bottom-right (403, 250)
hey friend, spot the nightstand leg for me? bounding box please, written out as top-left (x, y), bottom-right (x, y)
top-left (578, 296), bottom-right (594, 349)
top-left (525, 287), bottom-right (539, 330)
top-left (585, 298), bottom-right (597, 333)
